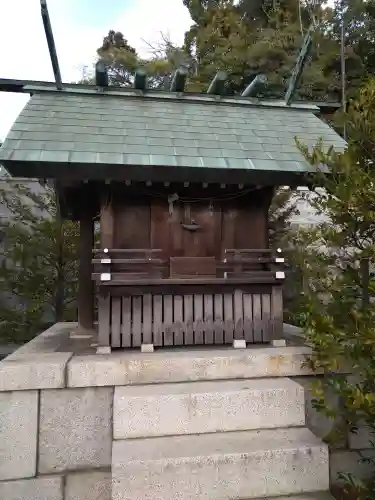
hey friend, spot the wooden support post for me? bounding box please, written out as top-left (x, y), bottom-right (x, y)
top-left (98, 192), bottom-right (114, 349)
top-left (98, 291), bottom-right (111, 351)
top-left (271, 285), bottom-right (284, 342)
top-left (78, 207), bottom-right (94, 331)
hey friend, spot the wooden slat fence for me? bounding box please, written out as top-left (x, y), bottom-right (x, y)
top-left (98, 289), bottom-right (283, 348)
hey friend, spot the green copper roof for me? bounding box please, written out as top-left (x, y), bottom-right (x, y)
top-left (0, 89), bottom-right (346, 183)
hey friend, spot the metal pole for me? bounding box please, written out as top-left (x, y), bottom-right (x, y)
top-left (40, 0), bottom-right (62, 90)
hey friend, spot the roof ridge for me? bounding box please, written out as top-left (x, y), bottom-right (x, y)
top-left (24, 85), bottom-right (319, 112)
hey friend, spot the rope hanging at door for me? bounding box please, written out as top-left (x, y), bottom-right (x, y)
top-left (167, 193), bottom-right (179, 216)
top-left (167, 194), bottom-right (217, 230)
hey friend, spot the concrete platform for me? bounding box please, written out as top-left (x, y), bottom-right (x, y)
top-left (113, 377), bottom-right (305, 439)
top-left (112, 427), bottom-right (329, 500)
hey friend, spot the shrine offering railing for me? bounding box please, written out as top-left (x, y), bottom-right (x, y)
top-left (92, 248), bottom-right (285, 283)
top-left (92, 248), bottom-right (168, 280)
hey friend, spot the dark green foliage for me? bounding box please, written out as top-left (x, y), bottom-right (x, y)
top-left (293, 79), bottom-right (375, 498)
top-left (0, 182), bottom-right (79, 343)
top-left (96, 0), bottom-right (375, 101)
top-left (97, 31), bottom-right (139, 87)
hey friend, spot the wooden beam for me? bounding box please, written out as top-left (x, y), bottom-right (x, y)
top-left (207, 71), bottom-right (227, 95)
top-left (0, 78), bottom-right (53, 93)
top-left (78, 206), bottom-right (94, 330)
top-left (242, 74), bottom-right (267, 97)
top-left (95, 61), bottom-right (109, 87)
top-left (40, 0), bottom-right (62, 90)
top-left (170, 67), bottom-right (188, 93)
top-left (285, 27), bottom-right (313, 105)
top-left (135, 69), bottom-right (147, 91)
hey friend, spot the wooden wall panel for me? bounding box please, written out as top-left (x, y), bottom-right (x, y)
top-left (150, 201), bottom-right (170, 258)
top-left (221, 188), bottom-right (273, 254)
top-left (109, 188), bottom-right (273, 258)
top-left (235, 206), bottom-right (267, 249)
top-left (221, 208), bottom-right (237, 257)
top-left (182, 203), bottom-right (218, 257)
top-left (114, 203), bottom-right (150, 249)
top-left (169, 204), bottom-right (184, 257)
top-left (151, 200), bottom-right (222, 260)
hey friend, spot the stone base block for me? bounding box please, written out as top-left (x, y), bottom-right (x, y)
top-left (97, 346), bottom-right (111, 354)
top-left (112, 427), bottom-right (329, 500)
top-left (272, 339), bottom-right (287, 347)
top-left (233, 339), bottom-right (246, 349)
top-left (68, 345), bottom-right (315, 388)
top-left (66, 470), bottom-right (111, 500)
top-left (39, 387), bottom-right (113, 473)
top-left (0, 476), bottom-right (63, 500)
top-left (348, 423), bottom-right (375, 450)
top-left (141, 344), bottom-right (154, 353)
top-left (294, 377), bottom-right (345, 446)
top-left (0, 391), bottom-right (38, 480)
top-left (330, 449), bottom-right (375, 486)
top-left (0, 353), bottom-right (72, 391)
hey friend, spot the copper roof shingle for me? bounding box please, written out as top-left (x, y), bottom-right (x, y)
top-left (0, 89), bottom-right (346, 179)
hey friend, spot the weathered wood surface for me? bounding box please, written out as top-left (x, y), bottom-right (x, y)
top-left (95, 186), bottom-right (284, 347)
top-left (105, 188), bottom-right (273, 264)
top-left (98, 293), bottom-right (110, 347)
top-left (78, 206), bottom-right (94, 330)
top-left (102, 289), bottom-right (281, 347)
top-left (92, 248), bottom-right (284, 282)
top-left (170, 256), bottom-right (216, 277)
top-left (111, 297), bottom-right (121, 348)
top-left (271, 285), bottom-right (283, 339)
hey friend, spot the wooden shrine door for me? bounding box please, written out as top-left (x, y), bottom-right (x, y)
top-left (151, 200), bottom-right (222, 276)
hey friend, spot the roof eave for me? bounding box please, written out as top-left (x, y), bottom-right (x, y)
top-left (0, 159), bottom-right (317, 187)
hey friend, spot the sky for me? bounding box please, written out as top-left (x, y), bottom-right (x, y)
top-left (0, 0), bottom-right (192, 141)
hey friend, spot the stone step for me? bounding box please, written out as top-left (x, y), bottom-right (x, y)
top-left (113, 377), bottom-right (305, 439)
top-left (112, 427), bottom-right (329, 500)
top-left (253, 495), bottom-right (333, 500)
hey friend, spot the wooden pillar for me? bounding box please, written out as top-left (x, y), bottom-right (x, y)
top-left (98, 194), bottom-right (114, 348)
top-left (78, 207), bottom-right (94, 331)
top-left (271, 284), bottom-right (283, 340)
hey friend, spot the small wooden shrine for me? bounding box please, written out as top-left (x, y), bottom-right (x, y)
top-left (0, 2), bottom-right (346, 351)
top-left (0, 71), bottom-right (346, 351)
